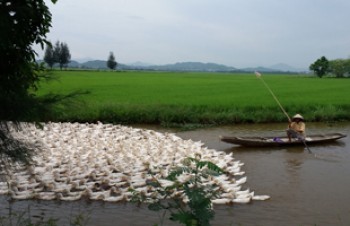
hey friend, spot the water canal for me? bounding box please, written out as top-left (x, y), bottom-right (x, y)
top-left (0, 122), bottom-right (349, 226)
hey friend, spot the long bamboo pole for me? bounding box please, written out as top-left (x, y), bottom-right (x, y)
top-left (255, 71), bottom-right (291, 122)
top-left (255, 71), bottom-right (312, 153)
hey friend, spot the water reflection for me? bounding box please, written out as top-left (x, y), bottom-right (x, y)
top-left (226, 140), bottom-right (346, 153)
top-left (285, 158), bottom-right (303, 170)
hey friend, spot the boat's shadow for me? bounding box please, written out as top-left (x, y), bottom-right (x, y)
top-left (223, 141), bottom-right (346, 153)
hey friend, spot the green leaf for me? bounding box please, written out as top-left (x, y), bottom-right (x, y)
top-left (170, 212), bottom-right (196, 226)
top-left (206, 161), bottom-right (224, 174)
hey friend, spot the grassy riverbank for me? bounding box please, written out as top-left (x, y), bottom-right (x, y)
top-left (36, 70), bottom-right (350, 125)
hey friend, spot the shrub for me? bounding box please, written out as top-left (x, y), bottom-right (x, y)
top-left (131, 155), bottom-right (224, 226)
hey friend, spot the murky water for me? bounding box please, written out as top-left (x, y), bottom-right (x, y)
top-left (1, 122), bottom-right (349, 226)
top-left (178, 122), bottom-right (350, 226)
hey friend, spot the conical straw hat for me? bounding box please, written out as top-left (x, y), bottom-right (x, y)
top-left (292, 114), bottom-right (304, 120)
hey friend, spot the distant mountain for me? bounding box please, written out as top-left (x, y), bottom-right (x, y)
top-left (81, 60), bottom-right (108, 69)
top-left (128, 61), bottom-right (152, 67)
top-left (67, 60), bottom-right (80, 68)
top-left (240, 66), bottom-right (279, 73)
top-left (148, 62), bottom-right (236, 72)
top-left (74, 57), bottom-right (95, 63)
top-left (269, 63), bottom-right (307, 72)
top-left (38, 58), bottom-right (306, 73)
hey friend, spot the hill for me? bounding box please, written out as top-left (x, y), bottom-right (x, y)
top-left (239, 66), bottom-right (279, 73)
top-left (39, 59), bottom-right (307, 73)
top-left (269, 63), bottom-right (307, 72)
top-left (72, 61), bottom-right (237, 72)
top-left (145, 62), bottom-right (236, 72)
top-left (80, 60), bottom-right (108, 69)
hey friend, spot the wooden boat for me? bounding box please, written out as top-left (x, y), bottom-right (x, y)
top-left (220, 133), bottom-right (347, 147)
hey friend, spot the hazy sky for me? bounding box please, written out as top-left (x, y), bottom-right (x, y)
top-left (35, 0), bottom-right (350, 69)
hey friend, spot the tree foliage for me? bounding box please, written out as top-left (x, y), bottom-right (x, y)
top-left (57, 41), bottom-right (71, 69)
top-left (309, 56), bottom-right (329, 78)
top-left (1, 0), bottom-right (54, 119)
top-left (44, 41), bottom-right (72, 70)
top-left (329, 59), bottom-right (350, 78)
top-left (0, 0), bottom-right (57, 167)
top-left (43, 43), bottom-right (55, 69)
top-left (107, 51), bottom-right (117, 70)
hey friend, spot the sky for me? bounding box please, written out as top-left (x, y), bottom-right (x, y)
top-left (35, 0), bottom-right (350, 69)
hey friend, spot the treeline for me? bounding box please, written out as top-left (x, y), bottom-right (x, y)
top-left (44, 41), bottom-right (71, 70)
top-left (44, 43), bottom-right (119, 71)
top-left (310, 56), bottom-right (350, 78)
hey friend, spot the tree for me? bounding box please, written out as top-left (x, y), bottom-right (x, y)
top-left (309, 56), bottom-right (329, 78)
top-left (59, 42), bottom-right (71, 69)
top-left (53, 41), bottom-right (71, 70)
top-left (329, 59), bottom-right (347, 78)
top-left (0, 0), bottom-right (57, 167)
top-left (329, 58), bottom-right (350, 78)
top-left (43, 43), bottom-right (55, 69)
top-left (346, 59), bottom-right (350, 76)
top-left (53, 41), bottom-right (61, 64)
top-left (107, 51), bottom-right (117, 70)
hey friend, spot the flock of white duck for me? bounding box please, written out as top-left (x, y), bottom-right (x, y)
top-left (0, 122), bottom-right (270, 205)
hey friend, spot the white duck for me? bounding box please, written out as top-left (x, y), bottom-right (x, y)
top-left (56, 191), bottom-right (86, 201)
top-left (252, 195), bottom-right (271, 201)
top-left (35, 192), bottom-right (56, 200)
top-left (234, 176), bottom-right (247, 186)
top-left (103, 194), bottom-right (126, 202)
top-left (86, 188), bottom-right (110, 200)
top-left (212, 198), bottom-right (232, 205)
top-left (232, 197), bottom-right (251, 204)
top-left (4, 122), bottom-right (271, 205)
top-left (10, 190), bottom-right (35, 200)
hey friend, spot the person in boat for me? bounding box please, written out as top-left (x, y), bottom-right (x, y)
top-left (287, 114), bottom-right (306, 142)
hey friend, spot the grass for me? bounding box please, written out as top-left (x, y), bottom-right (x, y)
top-left (35, 70), bottom-right (350, 125)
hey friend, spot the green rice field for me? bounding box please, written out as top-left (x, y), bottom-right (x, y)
top-left (36, 70), bottom-right (350, 125)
